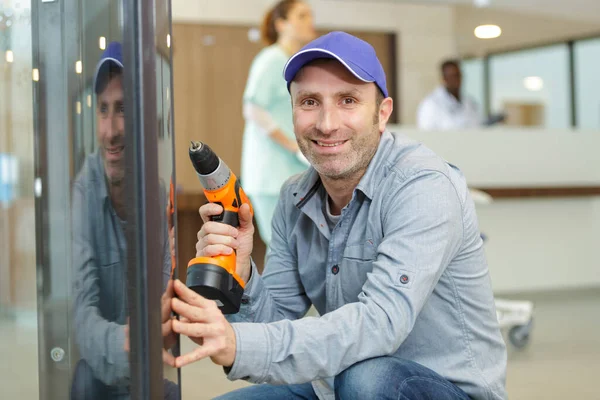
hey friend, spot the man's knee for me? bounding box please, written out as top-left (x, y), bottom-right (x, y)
top-left (334, 357), bottom-right (399, 400)
top-left (334, 357), bottom-right (468, 400)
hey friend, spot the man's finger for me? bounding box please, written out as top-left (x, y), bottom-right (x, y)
top-left (238, 203), bottom-right (254, 230)
top-left (171, 298), bottom-right (210, 322)
top-left (199, 203), bottom-right (224, 223)
top-left (175, 346), bottom-right (211, 368)
top-left (202, 233), bottom-right (239, 249)
top-left (162, 318), bottom-right (173, 337)
top-left (196, 243), bottom-right (233, 258)
top-left (172, 319), bottom-right (224, 338)
top-left (173, 280), bottom-right (219, 309)
top-left (163, 349), bottom-right (176, 367)
top-left (198, 222), bottom-right (238, 239)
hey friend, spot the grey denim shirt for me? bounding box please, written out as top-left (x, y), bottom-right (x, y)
top-left (226, 131), bottom-right (507, 400)
top-left (71, 151), bottom-right (171, 391)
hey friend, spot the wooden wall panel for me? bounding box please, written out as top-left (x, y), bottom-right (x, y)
top-left (173, 24), bottom-right (264, 193)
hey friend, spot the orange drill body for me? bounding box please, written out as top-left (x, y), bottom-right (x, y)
top-left (187, 141), bottom-right (253, 314)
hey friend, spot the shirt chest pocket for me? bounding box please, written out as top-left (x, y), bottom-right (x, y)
top-left (339, 243), bottom-right (377, 303)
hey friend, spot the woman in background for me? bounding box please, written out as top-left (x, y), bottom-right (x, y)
top-left (241, 0), bottom-right (315, 246)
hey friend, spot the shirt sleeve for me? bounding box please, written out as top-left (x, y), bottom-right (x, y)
top-left (71, 183), bottom-right (130, 386)
top-left (226, 171), bottom-right (464, 385)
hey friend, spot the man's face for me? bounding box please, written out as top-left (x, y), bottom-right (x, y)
top-left (291, 60), bottom-right (393, 182)
top-left (96, 75), bottom-right (125, 186)
top-left (443, 64), bottom-right (462, 93)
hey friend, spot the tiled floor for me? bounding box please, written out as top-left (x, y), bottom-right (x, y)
top-left (1, 288), bottom-right (599, 399)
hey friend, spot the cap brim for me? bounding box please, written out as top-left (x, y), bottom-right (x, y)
top-left (94, 58), bottom-right (124, 94)
top-left (283, 48), bottom-right (376, 86)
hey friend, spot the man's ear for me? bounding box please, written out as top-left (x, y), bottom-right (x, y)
top-left (378, 97), bottom-right (394, 132)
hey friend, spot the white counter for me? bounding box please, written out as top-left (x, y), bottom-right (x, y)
top-left (390, 126), bottom-right (600, 187)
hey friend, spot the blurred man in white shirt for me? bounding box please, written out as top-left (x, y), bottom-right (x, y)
top-left (417, 60), bottom-right (482, 130)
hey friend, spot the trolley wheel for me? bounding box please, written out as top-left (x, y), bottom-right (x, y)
top-left (509, 319), bottom-right (533, 349)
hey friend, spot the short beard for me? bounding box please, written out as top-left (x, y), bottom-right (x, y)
top-left (303, 111), bottom-right (381, 182)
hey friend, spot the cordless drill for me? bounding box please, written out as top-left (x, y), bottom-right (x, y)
top-left (187, 141), bottom-right (253, 314)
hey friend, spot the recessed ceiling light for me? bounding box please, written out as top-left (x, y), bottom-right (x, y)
top-left (523, 76), bottom-right (544, 91)
top-left (474, 24), bottom-right (502, 39)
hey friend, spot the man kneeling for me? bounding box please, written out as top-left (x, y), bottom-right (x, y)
top-left (170, 31), bottom-right (507, 400)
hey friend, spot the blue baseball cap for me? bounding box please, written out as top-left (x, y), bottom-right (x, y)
top-left (283, 31), bottom-right (388, 98)
top-left (94, 41), bottom-right (123, 94)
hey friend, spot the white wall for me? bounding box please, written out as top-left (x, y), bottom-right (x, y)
top-left (392, 126), bottom-right (600, 293)
top-left (171, 0), bottom-right (457, 125)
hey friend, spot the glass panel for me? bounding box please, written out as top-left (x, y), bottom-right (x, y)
top-left (461, 57), bottom-right (485, 116)
top-left (0, 1), bottom-right (38, 398)
top-left (574, 38), bottom-right (600, 130)
top-left (0, 0), bottom-right (180, 398)
top-left (489, 44), bottom-right (570, 128)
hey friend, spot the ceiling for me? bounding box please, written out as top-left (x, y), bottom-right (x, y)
top-left (354, 0), bottom-right (600, 23)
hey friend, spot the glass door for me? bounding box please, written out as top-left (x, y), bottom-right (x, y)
top-left (0, 0), bottom-right (179, 398)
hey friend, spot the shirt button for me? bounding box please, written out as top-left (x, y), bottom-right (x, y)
top-left (331, 265), bottom-right (339, 275)
top-left (400, 274), bottom-right (410, 284)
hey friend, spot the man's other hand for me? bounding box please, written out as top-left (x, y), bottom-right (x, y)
top-left (171, 279), bottom-right (236, 368)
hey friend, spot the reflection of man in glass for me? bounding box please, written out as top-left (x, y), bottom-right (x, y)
top-left (70, 42), bottom-right (175, 399)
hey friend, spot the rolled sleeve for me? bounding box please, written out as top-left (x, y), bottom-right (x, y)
top-left (226, 323), bottom-right (272, 383)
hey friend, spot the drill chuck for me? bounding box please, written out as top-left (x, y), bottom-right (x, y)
top-left (189, 142), bottom-right (231, 192)
top-left (189, 141), bottom-right (220, 175)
